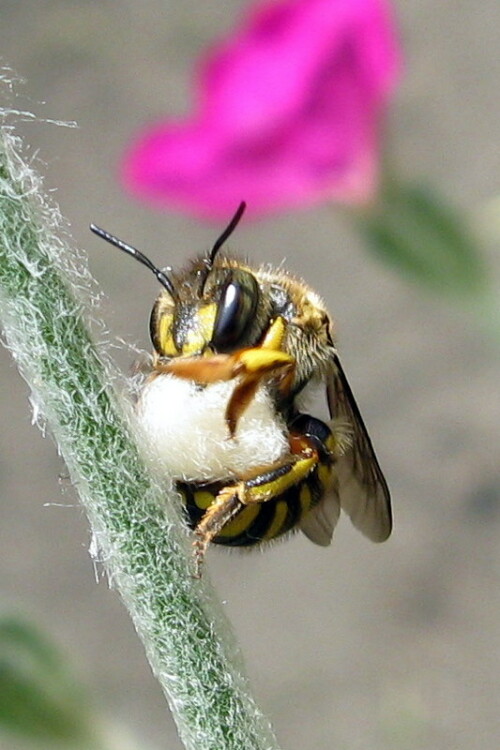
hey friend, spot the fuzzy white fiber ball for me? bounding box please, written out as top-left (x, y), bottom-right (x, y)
top-left (136, 374), bottom-right (289, 482)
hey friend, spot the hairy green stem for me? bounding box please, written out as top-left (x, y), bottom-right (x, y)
top-left (0, 105), bottom-right (281, 750)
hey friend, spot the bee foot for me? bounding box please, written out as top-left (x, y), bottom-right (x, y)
top-left (192, 533), bottom-right (208, 579)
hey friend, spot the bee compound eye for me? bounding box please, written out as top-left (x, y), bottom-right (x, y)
top-left (149, 300), bottom-right (161, 351)
top-left (211, 270), bottom-right (260, 353)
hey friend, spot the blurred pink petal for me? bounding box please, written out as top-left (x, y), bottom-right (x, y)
top-left (123, 0), bottom-right (401, 219)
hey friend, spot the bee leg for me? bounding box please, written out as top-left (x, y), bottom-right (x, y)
top-left (192, 487), bottom-right (244, 578)
top-left (192, 437), bottom-right (321, 575)
top-left (239, 437), bottom-right (320, 504)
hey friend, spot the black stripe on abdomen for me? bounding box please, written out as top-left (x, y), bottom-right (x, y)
top-left (177, 462), bottom-right (328, 548)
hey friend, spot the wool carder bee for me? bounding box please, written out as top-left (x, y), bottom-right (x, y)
top-left (91, 203), bottom-right (392, 576)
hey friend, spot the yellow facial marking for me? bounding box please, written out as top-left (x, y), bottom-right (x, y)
top-left (158, 313), bottom-right (177, 357)
top-left (263, 500), bottom-right (288, 540)
top-left (181, 303), bottom-right (217, 355)
top-left (217, 503), bottom-right (260, 537)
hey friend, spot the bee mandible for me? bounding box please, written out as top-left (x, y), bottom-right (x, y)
top-left (91, 203), bottom-right (392, 576)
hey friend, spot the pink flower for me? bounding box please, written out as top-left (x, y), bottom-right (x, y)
top-left (123, 0), bottom-right (401, 220)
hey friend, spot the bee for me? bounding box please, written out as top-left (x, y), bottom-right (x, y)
top-left (91, 202), bottom-right (392, 576)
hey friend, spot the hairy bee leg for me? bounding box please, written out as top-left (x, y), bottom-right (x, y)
top-left (239, 439), bottom-right (319, 502)
top-left (192, 488), bottom-right (243, 578)
top-left (192, 438), bottom-right (320, 574)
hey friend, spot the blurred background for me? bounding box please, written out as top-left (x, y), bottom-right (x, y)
top-left (0, 1), bottom-right (499, 749)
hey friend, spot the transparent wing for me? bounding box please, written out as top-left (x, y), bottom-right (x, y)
top-left (300, 490), bottom-right (340, 547)
top-left (325, 354), bottom-right (392, 542)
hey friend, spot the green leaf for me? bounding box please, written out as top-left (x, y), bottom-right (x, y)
top-left (0, 616), bottom-right (97, 747)
top-left (359, 180), bottom-right (487, 298)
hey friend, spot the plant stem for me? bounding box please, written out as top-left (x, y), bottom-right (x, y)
top-left (0, 103), bottom-right (281, 750)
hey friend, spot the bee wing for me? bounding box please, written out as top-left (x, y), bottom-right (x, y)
top-left (299, 489), bottom-right (340, 546)
top-left (326, 354), bottom-right (392, 542)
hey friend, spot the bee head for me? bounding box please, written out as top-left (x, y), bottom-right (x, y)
top-left (91, 202), bottom-right (269, 358)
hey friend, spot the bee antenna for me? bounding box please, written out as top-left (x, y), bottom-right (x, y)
top-left (208, 201), bottom-right (247, 266)
top-left (90, 224), bottom-right (178, 300)
top-left (199, 201), bottom-right (247, 295)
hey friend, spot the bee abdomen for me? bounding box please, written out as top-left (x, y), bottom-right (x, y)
top-left (178, 456), bottom-right (332, 547)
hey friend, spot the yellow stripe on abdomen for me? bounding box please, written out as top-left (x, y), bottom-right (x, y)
top-left (262, 500), bottom-right (288, 540)
top-left (217, 503), bottom-right (260, 538)
top-left (193, 490), bottom-right (215, 510)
